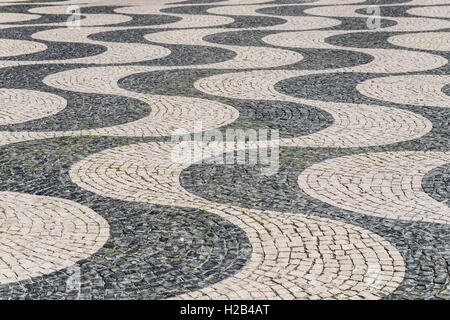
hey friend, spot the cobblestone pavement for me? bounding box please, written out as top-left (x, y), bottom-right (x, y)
top-left (0, 0), bottom-right (448, 300)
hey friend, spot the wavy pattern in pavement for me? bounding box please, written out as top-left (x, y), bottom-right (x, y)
top-left (0, 0), bottom-right (448, 300)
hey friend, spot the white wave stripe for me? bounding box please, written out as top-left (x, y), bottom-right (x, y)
top-left (27, 6), bottom-right (133, 26)
top-left (388, 32), bottom-right (450, 52)
top-left (0, 39), bottom-right (47, 58)
top-left (0, 192), bottom-right (109, 285)
top-left (0, 89), bottom-right (67, 125)
top-left (298, 151), bottom-right (450, 224)
top-left (357, 75), bottom-right (450, 108)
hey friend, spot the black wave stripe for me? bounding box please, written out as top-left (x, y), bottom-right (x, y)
top-left (0, 92), bottom-right (151, 132)
top-left (362, 0), bottom-right (412, 4)
top-left (161, 4), bottom-right (217, 15)
top-left (0, 136), bottom-right (252, 300)
top-left (256, 4), bottom-right (316, 16)
top-left (331, 17), bottom-right (398, 30)
top-left (0, 25), bottom-right (51, 40)
top-left (222, 15), bottom-right (288, 28)
top-left (75, 5), bottom-right (121, 14)
top-left (3, 14), bottom-right (80, 25)
top-left (0, 41), bottom-right (106, 61)
top-left (88, 28), bottom-right (168, 43)
top-left (217, 99), bottom-right (335, 138)
top-left (0, 26), bottom-right (107, 61)
top-left (422, 163), bottom-right (450, 207)
top-left (70, 5), bottom-right (185, 27)
top-left (281, 48), bottom-right (374, 70)
top-left (356, 4), bottom-right (450, 19)
top-left (203, 29), bottom-right (279, 46)
top-left (326, 30), bottom-right (402, 49)
top-left (276, 72), bottom-right (385, 103)
top-left (118, 68), bottom-right (223, 98)
top-left (442, 83), bottom-right (450, 96)
top-left (257, 5), bottom-right (399, 30)
top-left (114, 14), bottom-right (182, 27)
top-left (168, 0), bottom-right (227, 4)
top-left (139, 44), bottom-right (237, 66)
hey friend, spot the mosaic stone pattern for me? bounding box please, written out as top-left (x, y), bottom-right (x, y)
top-left (0, 0), bottom-right (448, 300)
